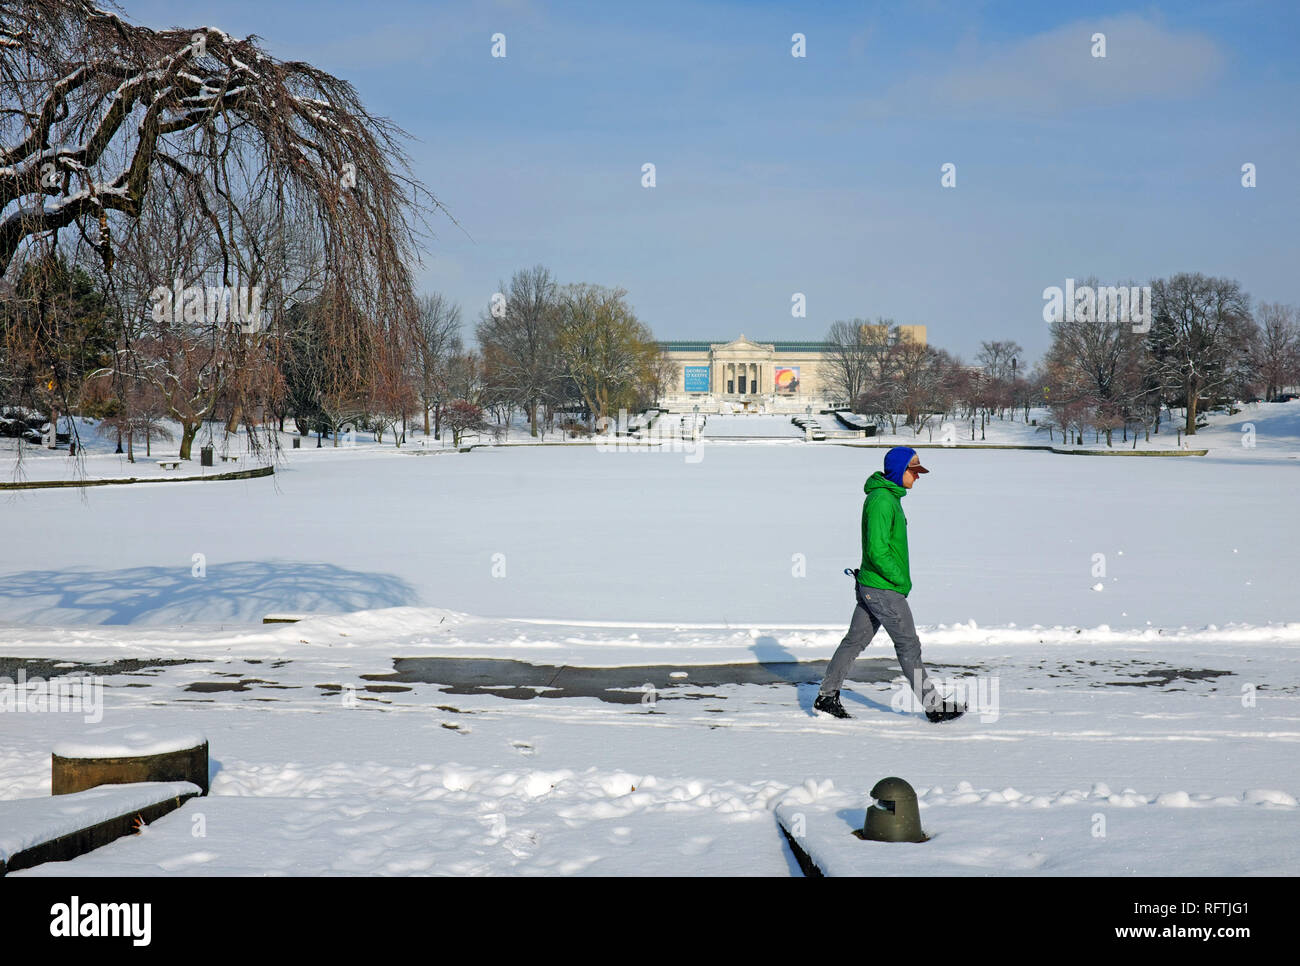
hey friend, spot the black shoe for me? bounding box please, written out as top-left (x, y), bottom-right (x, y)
top-left (814, 691), bottom-right (852, 719)
top-left (925, 700), bottom-right (966, 723)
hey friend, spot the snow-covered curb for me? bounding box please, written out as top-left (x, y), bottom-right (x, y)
top-left (0, 781), bottom-right (200, 865)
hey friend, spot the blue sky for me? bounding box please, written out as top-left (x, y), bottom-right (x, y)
top-left (125, 0), bottom-right (1300, 364)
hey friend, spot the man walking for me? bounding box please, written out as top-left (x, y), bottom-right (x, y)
top-left (814, 446), bottom-right (965, 723)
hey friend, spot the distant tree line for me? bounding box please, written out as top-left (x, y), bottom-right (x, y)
top-left (823, 319), bottom-right (1033, 441)
top-left (1, 254), bottom-right (674, 454)
top-left (1041, 273), bottom-right (1298, 442)
top-left (823, 273), bottom-right (1300, 444)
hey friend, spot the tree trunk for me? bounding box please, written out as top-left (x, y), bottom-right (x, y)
top-left (179, 420), bottom-right (199, 459)
top-left (423, 405), bottom-right (430, 436)
top-left (1185, 387), bottom-right (1200, 435)
top-left (127, 428), bottom-right (135, 463)
top-left (225, 404), bottom-right (241, 435)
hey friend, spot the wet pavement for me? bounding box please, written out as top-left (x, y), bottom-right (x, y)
top-left (0, 656), bottom-right (202, 679)
top-left (0, 655), bottom-right (1242, 707)
top-left (357, 657), bottom-right (912, 704)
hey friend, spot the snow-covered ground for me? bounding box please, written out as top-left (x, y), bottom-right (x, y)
top-left (1, 401), bottom-right (1297, 875)
top-left (2, 402), bottom-right (1298, 629)
top-left (2, 634), bottom-right (1296, 876)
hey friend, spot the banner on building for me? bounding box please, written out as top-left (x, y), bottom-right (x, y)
top-left (684, 366), bottom-right (710, 392)
top-left (773, 366), bottom-right (800, 394)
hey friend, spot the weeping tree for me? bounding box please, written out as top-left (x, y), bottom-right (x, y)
top-left (1, 0), bottom-right (444, 459)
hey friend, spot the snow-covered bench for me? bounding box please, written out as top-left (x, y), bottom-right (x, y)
top-left (0, 782), bottom-right (200, 876)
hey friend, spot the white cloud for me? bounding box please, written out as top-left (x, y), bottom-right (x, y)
top-left (860, 14), bottom-right (1226, 117)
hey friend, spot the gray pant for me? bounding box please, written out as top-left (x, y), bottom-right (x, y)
top-left (820, 583), bottom-right (939, 709)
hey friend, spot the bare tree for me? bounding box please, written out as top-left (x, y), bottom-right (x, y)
top-left (445, 348), bottom-right (486, 408)
top-left (476, 265), bottom-right (560, 437)
top-left (86, 181), bottom-right (229, 459)
top-left (976, 340), bottom-right (1025, 382)
top-left (1045, 277), bottom-right (1146, 445)
top-left (1148, 273), bottom-right (1255, 435)
top-left (641, 346), bottom-right (678, 412)
top-left (824, 319), bottom-right (874, 409)
top-left (840, 318), bottom-right (906, 429)
top-left (859, 317), bottom-right (900, 386)
top-left (893, 340), bottom-right (947, 432)
top-left (413, 292), bottom-right (462, 437)
top-left (1253, 302), bottom-right (1300, 402)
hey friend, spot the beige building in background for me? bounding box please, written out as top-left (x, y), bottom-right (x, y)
top-left (657, 327), bottom-right (926, 413)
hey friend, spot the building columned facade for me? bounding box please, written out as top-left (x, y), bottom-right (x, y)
top-left (656, 328), bottom-right (926, 414)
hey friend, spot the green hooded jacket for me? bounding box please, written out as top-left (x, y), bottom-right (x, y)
top-left (858, 471), bottom-right (911, 596)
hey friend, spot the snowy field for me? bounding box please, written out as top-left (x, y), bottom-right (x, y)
top-left (1, 402), bottom-right (1297, 875)
top-left (3, 402), bottom-right (1298, 629)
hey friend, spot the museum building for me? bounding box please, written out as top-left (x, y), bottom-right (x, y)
top-left (656, 328), bottom-right (926, 413)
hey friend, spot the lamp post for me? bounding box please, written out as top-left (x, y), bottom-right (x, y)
top-left (1011, 357), bottom-right (1018, 422)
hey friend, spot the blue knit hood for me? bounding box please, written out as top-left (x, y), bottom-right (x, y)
top-left (883, 446), bottom-right (917, 486)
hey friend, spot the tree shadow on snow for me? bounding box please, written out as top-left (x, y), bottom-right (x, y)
top-left (0, 560), bottom-right (417, 624)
